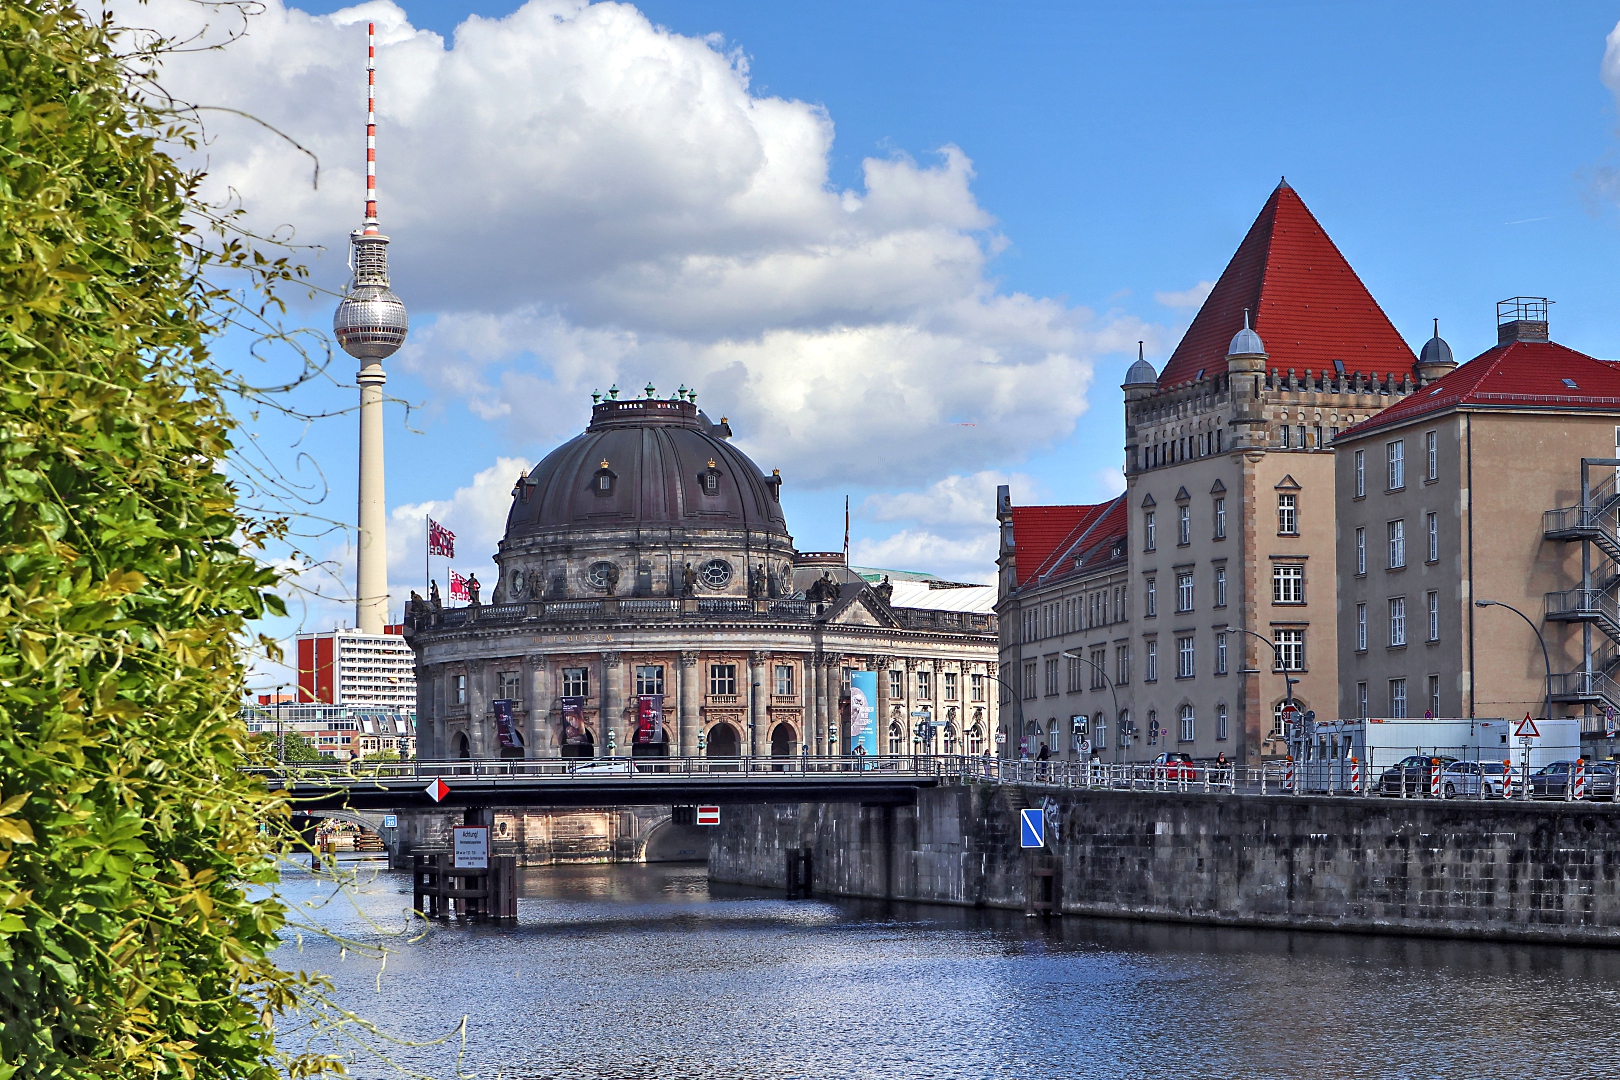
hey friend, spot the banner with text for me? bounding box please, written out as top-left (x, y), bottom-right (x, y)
top-left (493, 698), bottom-right (523, 751)
top-left (849, 670), bottom-right (878, 756)
top-left (561, 696), bottom-right (589, 746)
top-left (635, 695), bottom-right (666, 745)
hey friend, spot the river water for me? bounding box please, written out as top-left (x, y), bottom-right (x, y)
top-left (276, 858), bottom-right (1620, 1079)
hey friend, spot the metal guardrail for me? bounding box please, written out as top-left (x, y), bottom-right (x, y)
top-left (247, 755), bottom-right (1620, 805)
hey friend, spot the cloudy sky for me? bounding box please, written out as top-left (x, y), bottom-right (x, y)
top-left (130, 0), bottom-right (1620, 688)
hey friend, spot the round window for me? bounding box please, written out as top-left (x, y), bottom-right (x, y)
top-left (699, 559), bottom-right (733, 589)
top-left (586, 561), bottom-right (617, 590)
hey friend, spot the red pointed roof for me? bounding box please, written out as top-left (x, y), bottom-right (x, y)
top-left (1028, 495), bottom-right (1128, 585)
top-left (1158, 182), bottom-right (1417, 389)
top-left (1338, 339), bottom-right (1620, 441)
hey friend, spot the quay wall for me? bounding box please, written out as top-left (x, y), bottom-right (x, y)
top-left (709, 782), bottom-right (1620, 945)
top-left (390, 807), bottom-right (710, 869)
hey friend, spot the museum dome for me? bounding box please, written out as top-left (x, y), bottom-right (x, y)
top-left (504, 395), bottom-right (790, 541)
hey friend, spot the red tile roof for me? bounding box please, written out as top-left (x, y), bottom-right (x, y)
top-left (1035, 496), bottom-right (1128, 585)
top-left (1157, 182), bottom-right (1417, 389)
top-left (1338, 339), bottom-right (1620, 440)
top-left (1010, 496), bottom-right (1127, 590)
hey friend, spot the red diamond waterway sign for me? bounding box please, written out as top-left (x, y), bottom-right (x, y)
top-left (425, 778), bottom-right (450, 802)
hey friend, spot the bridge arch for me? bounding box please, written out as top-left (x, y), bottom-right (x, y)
top-left (638, 814), bottom-right (712, 863)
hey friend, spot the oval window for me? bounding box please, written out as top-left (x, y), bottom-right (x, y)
top-left (699, 559), bottom-right (733, 589)
top-left (586, 561), bottom-right (617, 590)
top-left (511, 570), bottom-right (525, 596)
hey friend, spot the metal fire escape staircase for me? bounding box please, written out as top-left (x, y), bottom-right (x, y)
top-left (1543, 459), bottom-right (1620, 718)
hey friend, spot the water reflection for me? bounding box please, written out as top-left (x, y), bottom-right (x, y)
top-left (277, 860), bottom-right (1620, 1080)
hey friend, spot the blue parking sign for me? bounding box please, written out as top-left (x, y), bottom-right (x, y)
top-left (1019, 808), bottom-right (1045, 848)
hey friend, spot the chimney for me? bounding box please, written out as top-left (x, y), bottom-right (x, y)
top-left (1496, 296), bottom-right (1550, 345)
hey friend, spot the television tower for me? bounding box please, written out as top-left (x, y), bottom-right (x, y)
top-left (333, 22), bottom-right (408, 634)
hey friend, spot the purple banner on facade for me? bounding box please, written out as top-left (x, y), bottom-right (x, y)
top-left (561, 695), bottom-right (589, 745)
top-left (493, 698), bottom-right (523, 750)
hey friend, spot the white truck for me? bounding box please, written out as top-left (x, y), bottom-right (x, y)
top-left (1292, 717), bottom-right (1578, 793)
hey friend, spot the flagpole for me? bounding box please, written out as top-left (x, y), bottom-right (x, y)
top-left (425, 514), bottom-right (429, 601)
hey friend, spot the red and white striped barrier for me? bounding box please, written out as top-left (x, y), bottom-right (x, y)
top-left (1430, 760), bottom-right (1441, 798)
top-left (1349, 756), bottom-right (1361, 795)
top-left (1574, 759), bottom-right (1588, 800)
top-left (1501, 759), bottom-right (1513, 799)
top-left (1283, 757), bottom-right (1295, 793)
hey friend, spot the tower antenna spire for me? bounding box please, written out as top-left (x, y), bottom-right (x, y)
top-left (334, 22), bottom-right (408, 635)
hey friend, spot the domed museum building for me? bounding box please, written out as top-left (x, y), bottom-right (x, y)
top-left (406, 392), bottom-right (1001, 761)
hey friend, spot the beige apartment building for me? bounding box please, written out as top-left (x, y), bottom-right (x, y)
top-left (1335, 299), bottom-right (1620, 751)
top-left (1000, 181), bottom-right (1454, 763)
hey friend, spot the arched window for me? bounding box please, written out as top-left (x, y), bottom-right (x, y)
top-left (1179, 704), bottom-right (1195, 743)
top-left (967, 724), bottom-right (982, 756)
top-left (887, 721), bottom-right (903, 756)
top-left (1216, 701), bottom-right (1229, 741)
top-left (1147, 709), bottom-right (1159, 745)
top-left (943, 721), bottom-right (957, 755)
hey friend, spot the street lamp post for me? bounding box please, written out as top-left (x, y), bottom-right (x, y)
top-left (1061, 651), bottom-right (1119, 763)
top-left (1475, 599), bottom-right (1553, 721)
top-left (1220, 627), bottom-right (1299, 755)
top-left (983, 671), bottom-right (1026, 760)
top-left (275, 682), bottom-right (286, 764)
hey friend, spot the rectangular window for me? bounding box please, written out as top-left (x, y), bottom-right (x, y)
top-left (1388, 440), bottom-right (1405, 490)
top-left (1177, 635), bottom-right (1195, 679)
top-left (1355, 527), bottom-right (1366, 575)
top-left (635, 664), bottom-right (665, 696)
top-left (1354, 449), bottom-right (1366, 498)
top-left (1091, 648), bottom-right (1107, 690)
top-left (1043, 659), bottom-right (1058, 697)
top-left (1144, 511), bottom-right (1156, 551)
top-left (1425, 430), bottom-right (1438, 481)
top-left (1216, 702), bottom-right (1229, 741)
top-left (1214, 497), bottom-right (1226, 539)
top-left (944, 671), bottom-right (958, 701)
top-left (1427, 591), bottom-right (1439, 642)
top-left (1274, 629), bottom-right (1304, 671)
top-left (1277, 493), bottom-right (1298, 536)
top-left (1179, 708), bottom-right (1195, 743)
top-left (455, 674), bottom-right (468, 705)
top-left (1095, 717), bottom-right (1106, 751)
top-left (1426, 512), bottom-right (1438, 563)
top-left (1214, 565), bottom-right (1227, 607)
top-left (1388, 520), bottom-right (1406, 569)
top-left (1145, 640), bottom-right (1158, 682)
top-left (1177, 571), bottom-right (1195, 613)
top-left (498, 671), bottom-right (521, 701)
top-left (1145, 577), bottom-right (1157, 617)
top-left (1281, 424), bottom-right (1291, 448)
top-left (1357, 682), bottom-right (1368, 719)
top-left (1390, 678), bottom-right (1408, 718)
top-left (1215, 633), bottom-right (1228, 675)
top-left (917, 669), bottom-right (933, 699)
top-left (1389, 597), bottom-right (1407, 647)
top-left (1178, 505), bottom-right (1191, 545)
top-left (561, 667), bottom-right (588, 698)
top-left (889, 669), bottom-right (904, 700)
top-left (1066, 654), bottom-right (1082, 693)
top-left (1272, 564), bottom-right (1304, 604)
top-left (1428, 674), bottom-right (1441, 718)
top-left (1116, 645), bottom-right (1130, 686)
top-left (1356, 603), bottom-right (1367, 651)
top-left (708, 664), bottom-right (737, 696)
top-left (1022, 662), bottom-right (1037, 700)
top-left (971, 672), bottom-right (984, 701)
top-left (773, 664), bottom-right (794, 697)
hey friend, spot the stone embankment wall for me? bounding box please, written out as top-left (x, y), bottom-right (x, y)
top-left (710, 783), bottom-right (1620, 944)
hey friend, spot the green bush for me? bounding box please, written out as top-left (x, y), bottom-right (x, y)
top-left (0, 2), bottom-right (329, 1077)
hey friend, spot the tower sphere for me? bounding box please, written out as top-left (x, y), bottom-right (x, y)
top-left (334, 280), bottom-right (409, 360)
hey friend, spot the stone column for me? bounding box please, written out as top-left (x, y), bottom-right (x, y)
top-left (679, 651), bottom-right (699, 757)
top-left (825, 654), bottom-right (844, 754)
top-left (525, 655), bottom-right (549, 758)
top-left (904, 658), bottom-right (920, 756)
top-left (601, 651), bottom-right (622, 757)
top-left (873, 655), bottom-right (892, 754)
top-left (430, 665), bottom-right (446, 761)
top-left (749, 651), bottom-right (770, 758)
top-left (810, 654), bottom-right (826, 755)
top-left (468, 663), bottom-right (490, 758)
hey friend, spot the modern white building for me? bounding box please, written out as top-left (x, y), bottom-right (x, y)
top-left (297, 626), bottom-right (416, 710)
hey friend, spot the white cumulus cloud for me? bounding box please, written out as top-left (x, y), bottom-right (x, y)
top-left (141, 0), bottom-right (1153, 488)
top-left (1154, 281), bottom-right (1214, 309)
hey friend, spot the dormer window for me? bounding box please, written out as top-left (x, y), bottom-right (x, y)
top-left (702, 459), bottom-right (722, 496)
top-left (592, 459), bottom-right (617, 496)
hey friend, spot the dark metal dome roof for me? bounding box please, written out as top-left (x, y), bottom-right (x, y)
top-left (504, 399), bottom-right (790, 539)
top-left (1419, 332), bottom-right (1454, 368)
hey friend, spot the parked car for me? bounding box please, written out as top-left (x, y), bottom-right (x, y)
top-left (1440, 760), bottom-right (1509, 799)
top-left (1378, 754), bottom-right (1458, 795)
top-left (1529, 760), bottom-right (1617, 799)
top-left (1151, 752), bottom-right (1197, 780)
top-left (566, 758), bottom-right (638, 776)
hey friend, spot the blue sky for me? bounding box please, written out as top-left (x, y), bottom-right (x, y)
top-left (143, 0), bottom-right (1620, 686)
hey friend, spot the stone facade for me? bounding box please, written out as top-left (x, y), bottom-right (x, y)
top-left (407, 395), bottom-right (999, 760)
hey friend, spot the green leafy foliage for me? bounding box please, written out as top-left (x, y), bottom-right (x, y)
top-left (0, 2), bottom-right (332, 1076)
